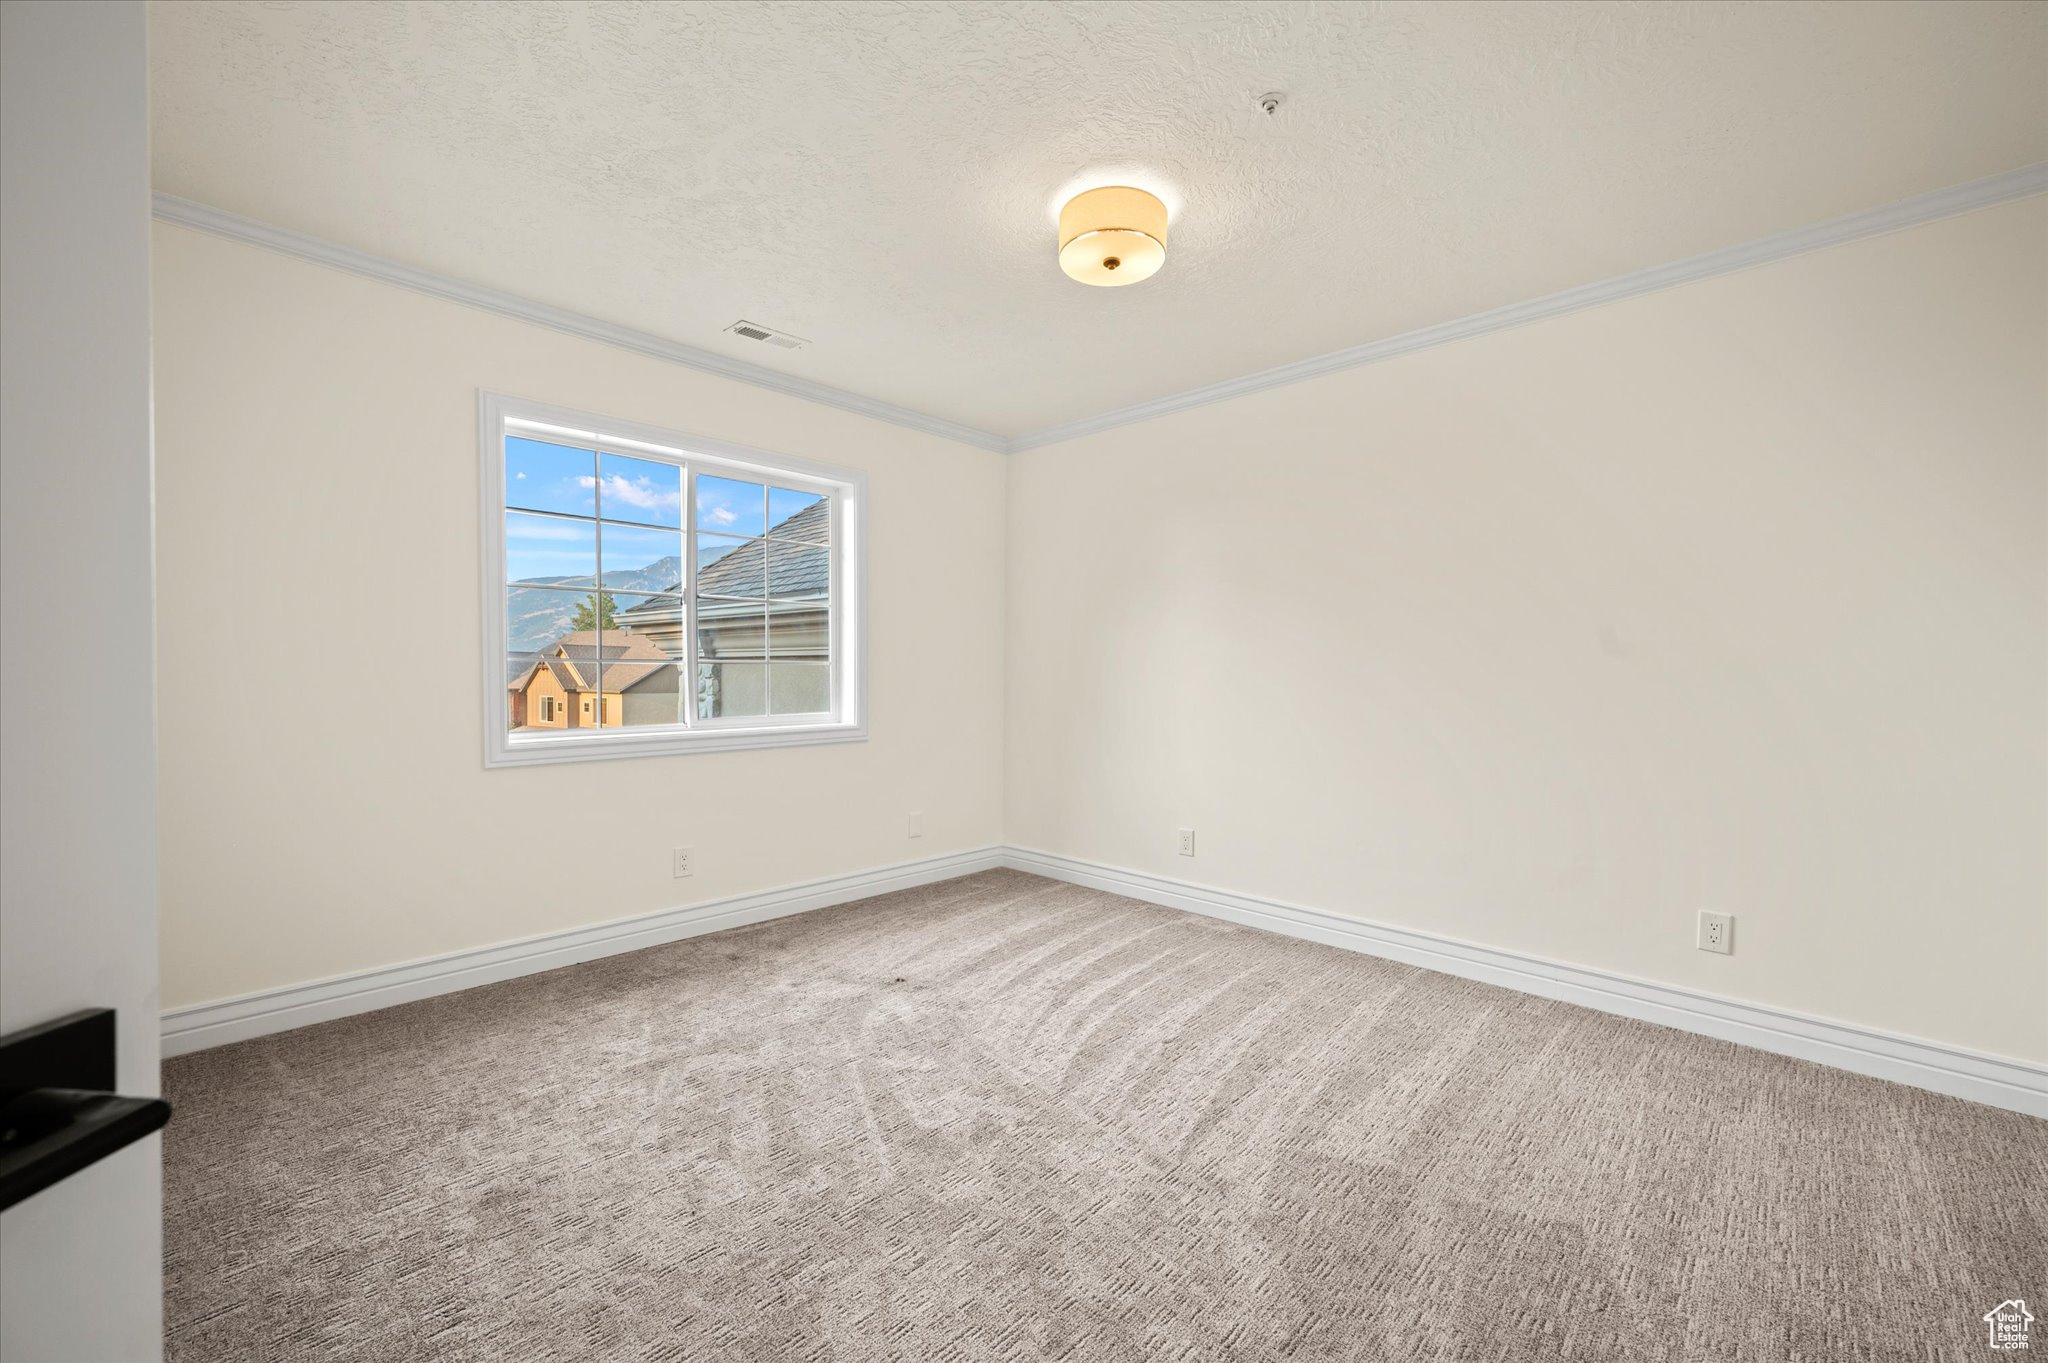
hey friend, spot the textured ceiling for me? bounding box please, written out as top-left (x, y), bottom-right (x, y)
top-left (150, 1), bottom-right (2047, 440)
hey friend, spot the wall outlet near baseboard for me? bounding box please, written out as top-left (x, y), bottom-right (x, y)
top-left (908, 811), bottom-right (923, 838)
top-left (672, 846), bottom-right (694, 878)
top-left (1177, 828), bottom-right (1195, 857)
top-left (1698, 911), bottom-right (1733, 955)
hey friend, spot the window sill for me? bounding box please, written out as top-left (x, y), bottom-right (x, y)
top-left (485, 719), bottom-right (867, 768)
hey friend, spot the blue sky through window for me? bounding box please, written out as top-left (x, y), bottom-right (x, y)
top-left (505, 512), bottom-right (595, 582)
top-left (506, 437), bottom-right (687, 585)
top-left (505, 437), bottom-right (594, 517)
top-left (506, 439), bottom-right (823, 587)
top-left (598, 453), bottom-right (682, 528)
top-left (697, 475), bottom-right (765, 536)
top-left (769, 487), bottom-right (824, 536)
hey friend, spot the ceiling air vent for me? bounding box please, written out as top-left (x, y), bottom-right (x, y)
top-left (725, 320), bottom-right (809, 351)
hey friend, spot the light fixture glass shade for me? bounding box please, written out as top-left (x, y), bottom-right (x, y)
top-left (1058, 185), bottom-right (1168, 287)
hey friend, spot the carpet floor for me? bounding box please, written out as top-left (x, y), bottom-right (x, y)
top-left (164, 869), bottom-right (2046, 1362)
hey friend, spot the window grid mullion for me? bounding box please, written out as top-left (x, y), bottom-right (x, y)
top-left (684, 463), bottom-right (698, 729)
top-left (828, 493), bottom-right (840, 720)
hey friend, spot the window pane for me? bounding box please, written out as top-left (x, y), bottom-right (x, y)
top-left (600, 523), bottom-right (684, 594)
top-left (769, 488), bottom-right (828, 541)
top-left (767, 602), bottom-right (829, 659)
top-left (506, 512), bottom-right (595, 586)
top-left (597, 453), bottom-right (682, 529)
top-left (697, 475), bottom-right (765, 537)
top-left (765, 540), bottom-right (830, 601)
top-left (507, 584), bottom-right (594, 655)
top-left (768, 663), bottom-right (830, 715)
top-left (697, 599), bottom-right (766, 658)
top-left (696, 535), bottom-right (766, 598)
top-left (609, 594), bottom-right (687, 661)
top-left (505, 437), bottom-right (595, 517)
top-left (697, 662), bottom-right (767, 719)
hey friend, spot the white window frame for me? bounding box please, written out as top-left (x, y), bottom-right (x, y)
top-left (480, 392), bottom-right (867, 767)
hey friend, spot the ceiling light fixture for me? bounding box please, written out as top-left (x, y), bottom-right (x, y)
top-left (1057, 185), bottom-right (1168, 287)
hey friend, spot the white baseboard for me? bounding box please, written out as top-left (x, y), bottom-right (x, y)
top-left (1000, 846), bottom-right (2048, 1118)
top-left (160, 846), bottom-right (1004, 1057)
top-left (162, 842), bottom-right (2046, 1118)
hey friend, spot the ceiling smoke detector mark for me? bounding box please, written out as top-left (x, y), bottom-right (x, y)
top-left (725, 319), bottom-right (809, 351)
top-left (1256, 92), bottom-right (1284, 116)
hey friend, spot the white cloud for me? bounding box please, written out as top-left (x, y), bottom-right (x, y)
top-left (577, 473), bottom-right (681, 515)
top-left (515, 471), bottom-right (527, 480)
top-left (708, 506), bottom-right (738, 526)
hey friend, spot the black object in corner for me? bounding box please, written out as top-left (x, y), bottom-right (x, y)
top-left (0, 1009), bottom-right (171, 1212)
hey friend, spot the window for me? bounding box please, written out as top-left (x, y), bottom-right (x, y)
top-left (481, 393), bottom-right (864, 766)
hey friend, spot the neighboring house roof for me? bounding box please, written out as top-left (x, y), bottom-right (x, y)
top-left (556, 631), bottom-right (672, 692)
top-left (700, 535), bottom-right (829, 599)
top-left (613, 594), bottom-right (681, 627)
top-left (505, 655), bottom-right (585, 689)
top-left (509, 630), bottom-right (672, 694)
top-left (769, 497), bottom-right (832, 546)
top-left (617, 499), bottom-right (831, 613)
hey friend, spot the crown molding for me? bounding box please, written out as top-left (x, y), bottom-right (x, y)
top-left (149, 193), bottom-right (1011, 454)
top-left (158, 164), bottom-right (2047, 459)
top-left (1007, 161), bottom-right (2048, 453)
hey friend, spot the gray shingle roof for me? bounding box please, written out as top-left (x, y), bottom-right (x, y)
top-left (621, 498), bottom-right (831, 603)
top-left (766, 497), bottom-right (831, 544)
top-left (698, 536), bottom-right (828, 599)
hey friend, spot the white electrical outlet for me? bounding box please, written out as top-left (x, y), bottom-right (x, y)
top-left (1697, 911), bottom-right (1733, 955)
top-left (672, 846), bottom-right (694, 879)
top-left (1177, 828), bottom-right (1195, 857)
top-left (908, 811), bottom-right (923, 838)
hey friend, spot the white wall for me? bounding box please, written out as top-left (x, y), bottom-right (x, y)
top-left (1006, 199), bottom-right (2047, 1064)
top-left (0, 3), bottom-right (164, 1360)
top-left (152, 224), bottom-right (1006, 1011)
top-left (153, 190), bottom-right (2044, 1073)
